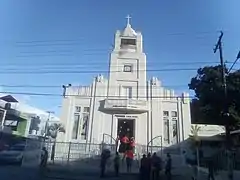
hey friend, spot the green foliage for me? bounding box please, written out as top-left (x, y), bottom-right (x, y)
top-left (189, 125), bottom-right (201, 148)
top-left (190, 125), bottom-right (201, 139)
top-left (189, 65), bottom-right (240, 129)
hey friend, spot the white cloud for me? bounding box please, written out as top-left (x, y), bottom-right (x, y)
top-left (16, 95), bottom-right (31, 104)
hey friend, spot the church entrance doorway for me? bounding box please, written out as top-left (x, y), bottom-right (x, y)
top-left (117, 119), bottom-right (135, 139)
top-left (117, 119), bottom-right (135, 153)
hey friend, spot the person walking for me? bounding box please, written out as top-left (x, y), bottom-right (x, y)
top-left (114, 152), bottom-right (120, 177)
top-left (146, 153), bottom-right (152, 180)
top-left (40, 147), bottom-right (49, 176)
top-left (191, 152), bottom-right (198, 180)
top-left (50, 143), bottom-right (55, 164)
top-left (130, 137), bottom-right (135, 153)
top-left (152, 152), bottom-right (162, 180)
top-left (119, 135), bottom-right (129, 153)
top-left (100, 149), bottom-right (110, 178)
top-left (208, 157), bottom-right (215, 180)
top-left (140, 154), bottom-right (148, 180)
top-left (41, 147), bottom-right (48, 168)
top-left (165, 153), bottom-right (172, 180)
top-left (125, 150), bottom-right (134, 173)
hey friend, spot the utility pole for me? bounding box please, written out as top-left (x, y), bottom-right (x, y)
top-left (62, 84), bottom-right (72, 98)
top-left (43, 111), bottom-right (54, 142)
top-left (0, 108), bottom-right (6, 128)
top-left (213, 31), bottom-right (233, 180)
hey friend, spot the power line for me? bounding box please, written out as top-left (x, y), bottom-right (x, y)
top-left (1, 30), bottom-right (222, 44)
top-left (0, 84), bottom-right (189, 89)
top-left (19, 50), bottom-right (73, 54)
top-left (0, 91), bottom-right (194, 99)
top-left (0, 63), bottom-right (220, 71)
top-left (15, 39), bottom-right (82, 44)
top-left (0, 61), bottom-right (225, 67)
top-left (0, 67), bottom-right (238, 74)
top-left (0, 68), bottom-right (198, 74)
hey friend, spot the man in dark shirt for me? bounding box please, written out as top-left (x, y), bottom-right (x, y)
top-left (140, 154), bottom-right (149, 180)
top-left (208, 157), bottom-right (215, 180)
top-left (152, 152), bottom-right (162, 180)
top-left (100, 149), bottom-right (110, 178)
top-left (165, 153), bottom-right (172, 180)
top-left (41, 147), bottom-right (48, 168)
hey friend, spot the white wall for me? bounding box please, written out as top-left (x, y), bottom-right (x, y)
top-left (58, 22), bottom-right (192, 149)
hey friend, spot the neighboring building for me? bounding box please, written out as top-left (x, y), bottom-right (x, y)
top-left (59, 18), bottom-right (192, 149)
top-left (0, 95), bottom-right (59, 137)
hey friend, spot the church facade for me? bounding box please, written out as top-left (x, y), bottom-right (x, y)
top-left (58, 18), bottom-right (192, 150)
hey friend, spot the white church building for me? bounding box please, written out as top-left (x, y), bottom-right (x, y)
top-left (59, 17), bottom-right (192, 150)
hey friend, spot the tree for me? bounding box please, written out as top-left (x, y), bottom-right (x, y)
top-left (189, 65), bottom-right (240, 129)
top-left (189, 125), bottom-right (201, 147)
top-left (47, 123), bottom-right (65, 139)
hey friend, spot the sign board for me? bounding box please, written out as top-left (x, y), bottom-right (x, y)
top-left (21, 138), bottom-right (43, 168)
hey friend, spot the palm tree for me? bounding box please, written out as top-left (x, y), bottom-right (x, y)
top-left (47, 123), bottom-right (65, 139)
top-left (190, 124), bottom-right (201, 143)
top-left (189, 124), bottom-right (201, 172)
top-left (46, 123), bottom-right (65, 164)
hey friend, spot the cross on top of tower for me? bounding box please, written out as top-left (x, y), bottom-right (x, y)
top-left (126, 15), bottom-right (131, 25)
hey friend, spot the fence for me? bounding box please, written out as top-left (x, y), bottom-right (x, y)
top-left (198, 149), bottom-right (240, 171)
top-left (44, 140), bottom-right (181, 165)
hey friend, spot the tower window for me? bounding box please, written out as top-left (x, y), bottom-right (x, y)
top-left (75, 106), bottom-right (81, 112)
top-left (171, 111), bottom-right (177, 117)
top-left (123, 64), bottom-right (133, 72)
top-left (121, 38), bottom-right (136, 46)
top-left (163, 111), bottom-right (169, 117)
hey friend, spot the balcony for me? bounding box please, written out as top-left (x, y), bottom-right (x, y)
top-left (101, 98), bottom-right (148, 113)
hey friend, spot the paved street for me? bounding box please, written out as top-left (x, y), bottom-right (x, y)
top-left (43, 164), bottom-right (209, 180)
top-left (0, 164), bottom-right (210, 180)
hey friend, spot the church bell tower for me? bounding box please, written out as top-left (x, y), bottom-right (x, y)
top-left (107, 16), bottom-right (147, 100)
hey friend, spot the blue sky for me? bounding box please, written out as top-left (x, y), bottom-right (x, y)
top-left (0, 0), bottom-right (240, 115)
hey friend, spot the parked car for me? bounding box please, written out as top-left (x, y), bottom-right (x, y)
top-left (0, 144), bottom-right (25, 165)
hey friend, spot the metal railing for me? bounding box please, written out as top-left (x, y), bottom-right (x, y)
top-left (45, 141), bottom-right (165, 164)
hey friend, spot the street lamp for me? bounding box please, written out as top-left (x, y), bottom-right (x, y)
top-left (62, 84), bottom-right (72, 98)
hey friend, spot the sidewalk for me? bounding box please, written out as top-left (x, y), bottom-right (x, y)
top-left (172, 166), bottom-right (208, 180)
top-left (0, 166), bottom-right (40, 180)
top-left (198, 167), bottom-right (240, 180)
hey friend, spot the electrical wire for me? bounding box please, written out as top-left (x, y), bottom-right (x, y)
top-left (0, 61), bottom-right (226, 67)
top-left (0, 84), bottom-right (189, 89)
top-left (0, 67), bottom-right (238, 74)
top-left (0, 68), bottom-right (199, 74)
top-left (0, 91), bottom-right (194, 99)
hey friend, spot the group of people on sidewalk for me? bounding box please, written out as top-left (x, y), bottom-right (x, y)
top-left (100, 149), bottom-right (172, 180)
top-left (100, 149), bottom-right (135, 178)
top-left (140, 152), bottom-right (172, 180)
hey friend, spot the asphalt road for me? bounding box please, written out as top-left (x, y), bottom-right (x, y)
top-left (0, 164), bottom-right (209, 180)
top-left (43, 166), bottom-right (192, 180)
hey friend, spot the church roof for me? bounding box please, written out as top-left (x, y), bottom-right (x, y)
top-left (121, 15), bottom-right (137, 37)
